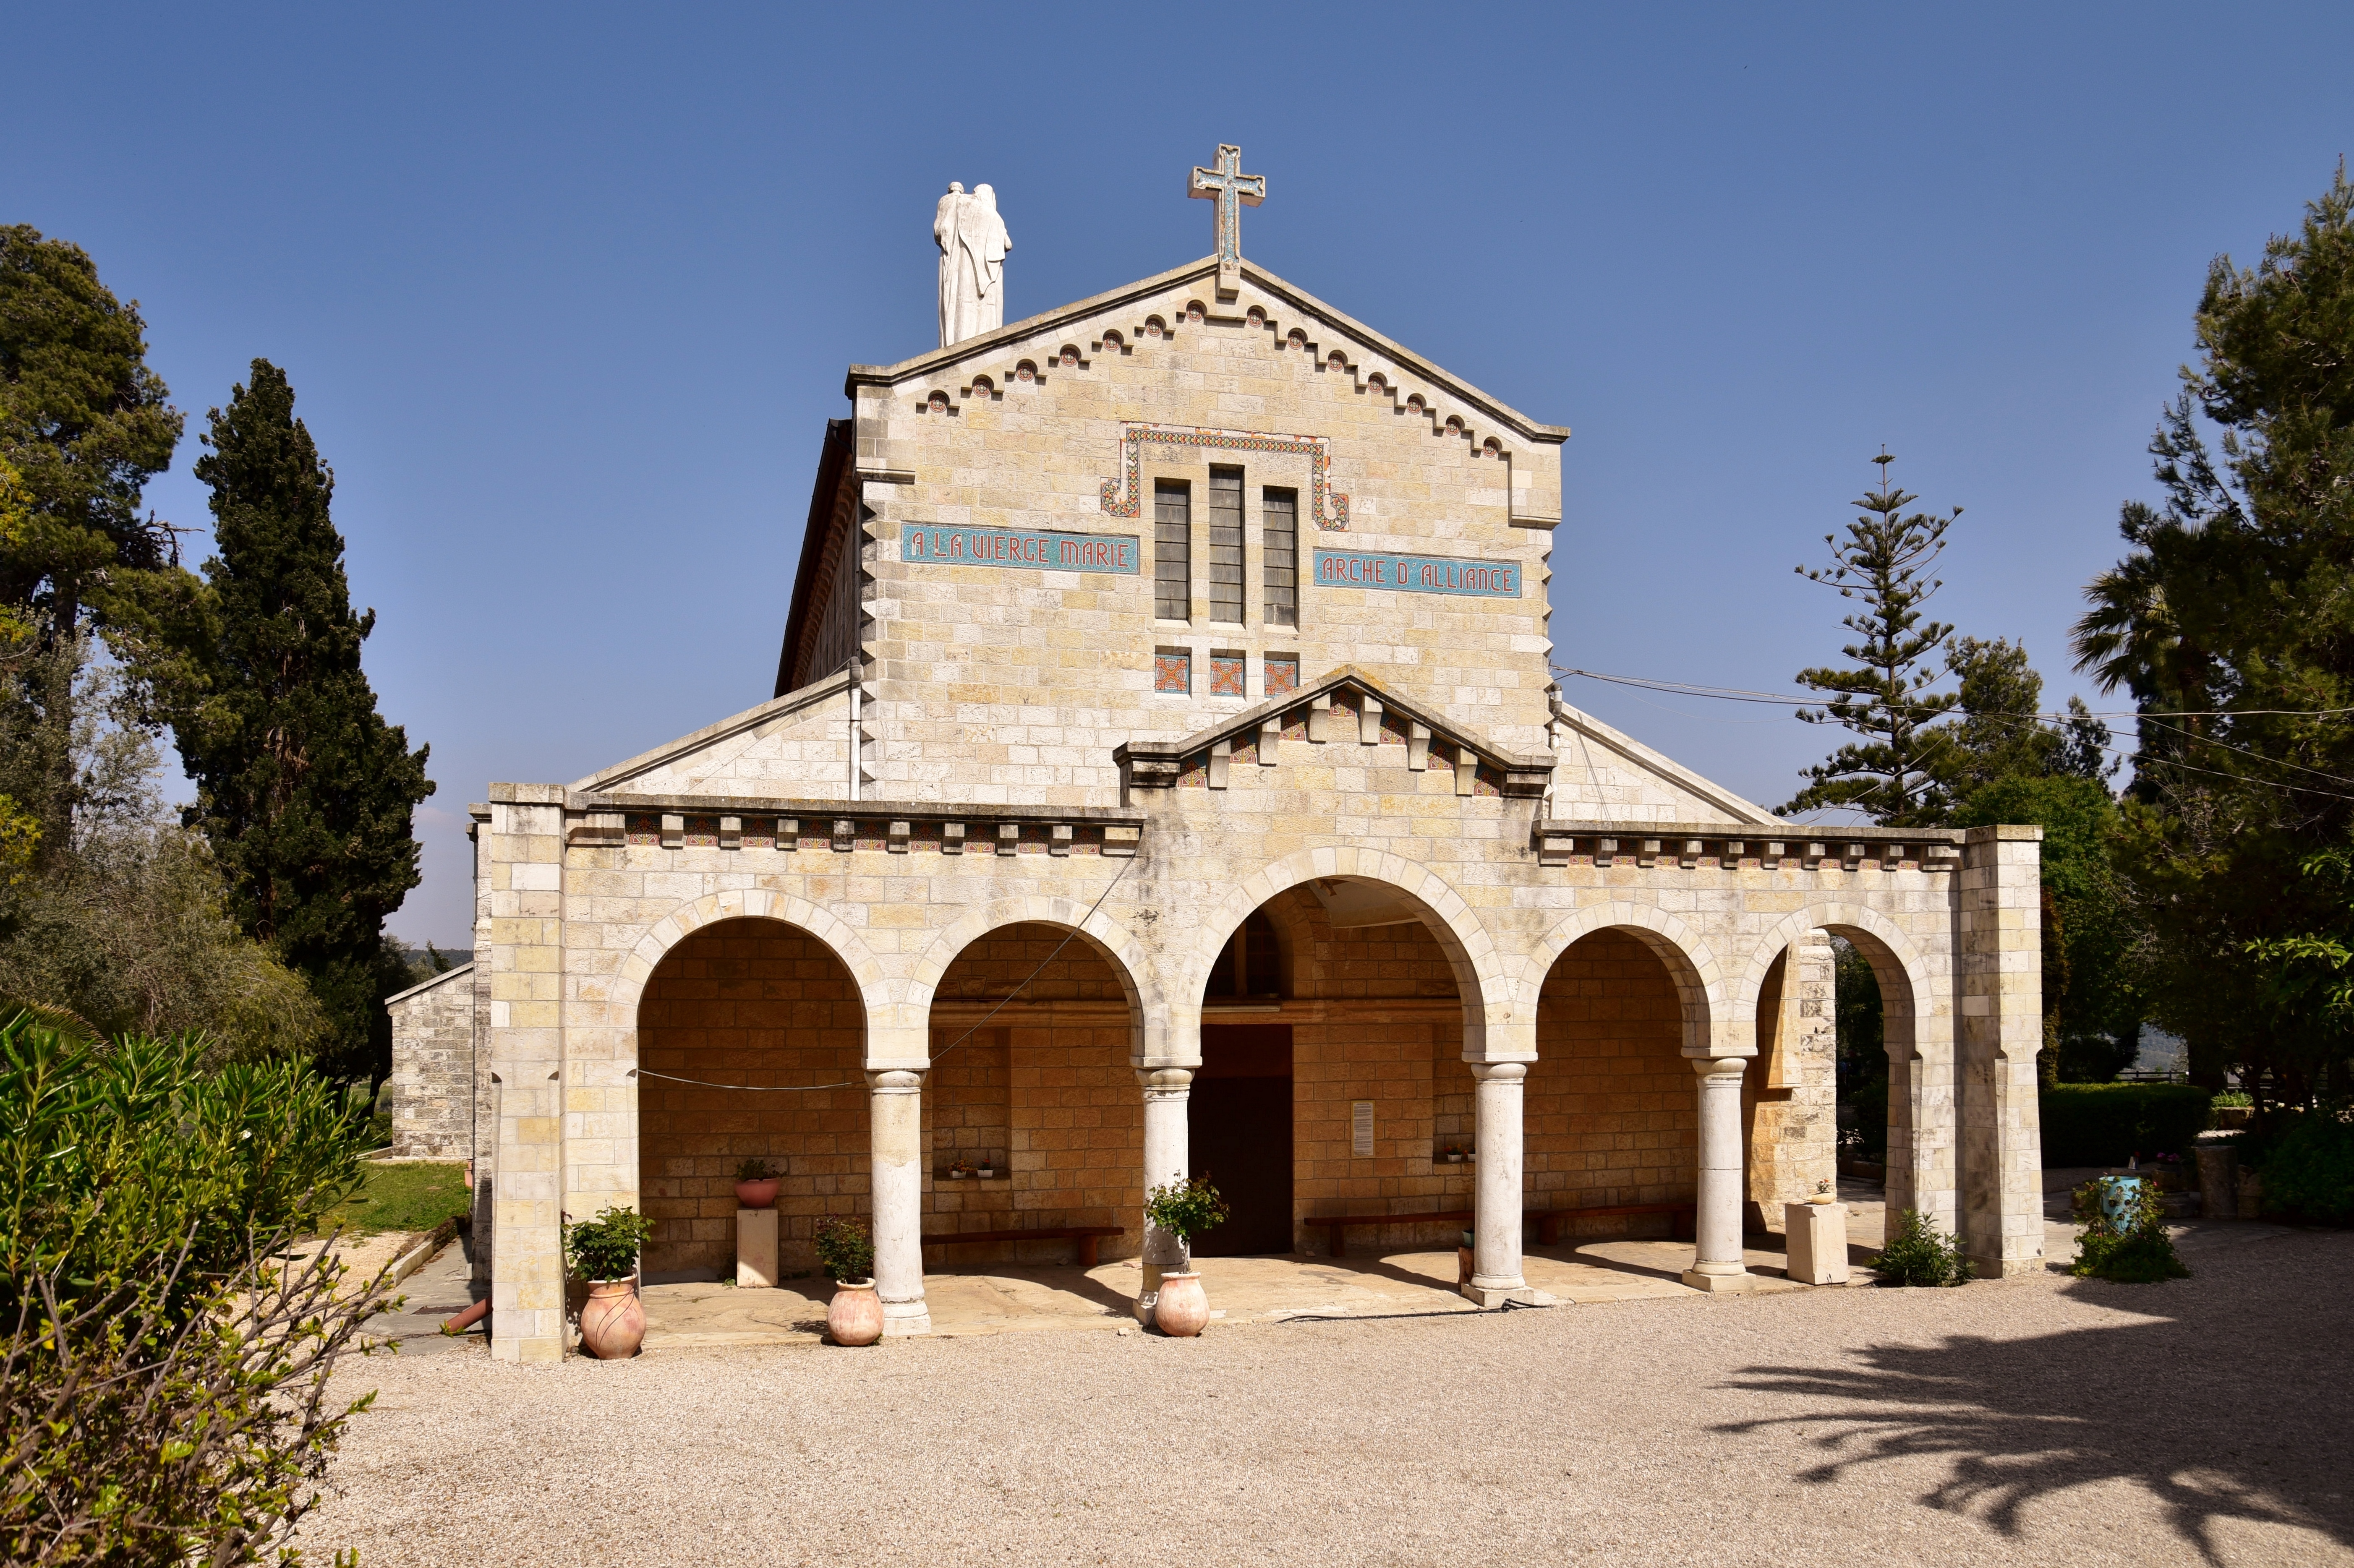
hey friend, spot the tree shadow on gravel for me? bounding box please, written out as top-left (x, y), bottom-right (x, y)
top-left (1714, 1236), bottom-right (2354, 1565)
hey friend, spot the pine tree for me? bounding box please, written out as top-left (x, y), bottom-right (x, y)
top-left (0, 227), bottom-right (184, 856)
top-left (1783, 454), bottom-right (1962, 825)
top-left (172, 361), bottom-right (433, 1081)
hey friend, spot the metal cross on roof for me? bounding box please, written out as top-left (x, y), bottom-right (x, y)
top-left (1189, 143), bottom-right (1265, 265)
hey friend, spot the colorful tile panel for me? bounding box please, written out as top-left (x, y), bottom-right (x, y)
top-left (1209, 655), bottom-right (1246, 697)
top-left (1154, 651), bottom-right (1191, 694)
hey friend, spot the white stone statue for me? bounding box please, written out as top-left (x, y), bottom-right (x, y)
top-left (935, 181), bottom-right (1012, 348)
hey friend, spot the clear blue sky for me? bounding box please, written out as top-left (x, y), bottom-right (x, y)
top-left (11, 4), bottom-right (2353, 946)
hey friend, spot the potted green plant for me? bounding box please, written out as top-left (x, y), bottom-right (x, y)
top-left (814, 1215), bottom-right (882, 1346)
top-left (564, 1204), bottom-right (658, 1358)
top-left (1442, 1144), bottom-right (1467, 1164)
top-left (1143, 1175), bottom-right (1230, 1337)
top-left (734, 1156), bottom-right (781, 1210)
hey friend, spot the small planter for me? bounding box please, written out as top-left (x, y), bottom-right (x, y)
top-left (1445, 1153), bottom-right (1465, 1164)
top-left (977, 1166), bottom-right (995, 1179)
top-left (827, 1280), bottom-right (884, 1346)
top-left (1154, 1271), bottom-right (1210, 1337)
top-left (734, 1177), bottom-right (781, 1209)
top-left (577, 1277), bottom-right (645, 1359)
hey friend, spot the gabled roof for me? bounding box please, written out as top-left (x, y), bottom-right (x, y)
top-left (1549, 696), bottom-right (1779, 826)
top-left (845, 256), bottom-right (1571, 445)
top-left (1113, 665), bottom-right (1554, 798)
top-left (385, 962), bottom-right (475, 1007)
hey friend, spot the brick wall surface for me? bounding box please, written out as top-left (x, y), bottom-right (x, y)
top-left (637, 919), bottom-right (868, 1276)
top-left (1526, 931), bottom-right (1697, 1238)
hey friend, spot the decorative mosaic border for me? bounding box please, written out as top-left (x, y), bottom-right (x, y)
top-left (1099, 423), bottom-right (1350, 532)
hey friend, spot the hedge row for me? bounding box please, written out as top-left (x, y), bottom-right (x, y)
top-left (2039, 1083), bottom-right (2211, 1167)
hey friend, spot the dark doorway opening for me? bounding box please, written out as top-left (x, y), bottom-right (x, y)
top-left (1189, 1024), bottom-right (1293, 1255)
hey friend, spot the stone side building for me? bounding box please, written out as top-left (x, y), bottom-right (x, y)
top-left (385, 963), bottom-right (481, 1161)
top-left (426, 152), bottom-right (2046, 1364)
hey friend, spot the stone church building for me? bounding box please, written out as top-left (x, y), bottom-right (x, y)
top-left (395, 150), bottom-right (2046, 1364)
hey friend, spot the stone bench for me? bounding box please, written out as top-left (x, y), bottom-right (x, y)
top-left (920, 1225), bottom-right (1124, 1268)
top-left (1304, 1202), bottom-right (1695, 1258)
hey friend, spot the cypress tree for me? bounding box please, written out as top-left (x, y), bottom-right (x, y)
top-left (176, 360), bottom-right (433, 1081)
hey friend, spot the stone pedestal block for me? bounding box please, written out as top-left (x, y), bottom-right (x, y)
top-left (736, 1207), bottom-right (778, 1288)
top-left (1783, 1200), bottom-right (1850, 1285)
top-left (2195, 1143), bottom-right (2239, 1220)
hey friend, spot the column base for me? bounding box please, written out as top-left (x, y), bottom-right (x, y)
top-left (880, 1297), bottom-right (932, 1336)
top-left (1460, 1281), bottom-right (1561, 1309)
top-left (1680, 1267), bottom-right (1756, 1294)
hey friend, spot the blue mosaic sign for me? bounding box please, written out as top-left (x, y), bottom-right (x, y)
top-left (1312, 548), bottom-right (1521, 598)
top-left (902, 524), bottom-right (1140, 574)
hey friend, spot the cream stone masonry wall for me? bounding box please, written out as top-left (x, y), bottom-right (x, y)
top-left (476, 712), bottom-right (2044, 1359)
top-left (387, 963), bottom-right (480, 1159)
top-left (453, 240), bottom-right (2046, 1362)
top-left (842, 258), bottom-right (1568, 807)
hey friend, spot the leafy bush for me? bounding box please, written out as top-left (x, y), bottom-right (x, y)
top-left (0, 1011), bottom-right (388, 1564)
top-left (2039, 1082), bottom-right (2211, 1166)
top-left (813, 1216), bottom-right (875, 1284)
top-left (1144, 1175), bottom-right (1230, 1265)
top-left (2211, 1089), bottom-right (2253, 1109)
top-left (734, 1157), bottom-right (778, 1181)
top-left (1873, 1208), bottom-right (1970, 1287)
top-left (2069, 1175), bottom-right (2190, 1282)
top-left (2252, 1109), bottom-right (2354, 1223)
top-left (563, 1205), bottom-right (656, 1282)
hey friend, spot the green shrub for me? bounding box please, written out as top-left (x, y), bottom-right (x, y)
top-left (1872, 1208), bottom-right (1970, 1287)
top-left (2253, 1110), bottom-right (2354, 1223)
top-left (2039, 1082), bottom-right (2211, 1166)
top-left (0, 1010), bottom-right (387, 1563)
top-left (2069, 1175), bottom-right (2190, 1282)
top-left (2211, 1089), bottom-right (2252, 1109)
top-left (813, 1216), bottom-right (875, 1284)
top-left (1144, 1175), bottom-right (1231, 1265)
top-left (563, 1205), bottom-right (656, 1282)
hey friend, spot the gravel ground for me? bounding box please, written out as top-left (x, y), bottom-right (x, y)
top-left (297, 1224), bottom-right (2352, 1568)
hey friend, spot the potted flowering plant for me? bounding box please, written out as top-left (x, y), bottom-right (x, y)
top-left (1442, 1144), bottom-right (1468, 1164)
top-left (735, 1156), bottom-right (781, 1210)
top-left (1142, 1175), bottom-right (1230, 1337)
top-left (814, 1215), bottom-right (883, 1346)
top-left (564, 1204), bottom-right (658, 1358)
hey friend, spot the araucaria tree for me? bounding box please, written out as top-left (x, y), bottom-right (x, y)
top-left (168, 361), bottom-right (433, 1082)
top-left (1784, 454), bottom-right (1962, 825)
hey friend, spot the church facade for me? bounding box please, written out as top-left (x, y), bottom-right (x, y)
top-left (436, 154), bottom-right (2046, 1364)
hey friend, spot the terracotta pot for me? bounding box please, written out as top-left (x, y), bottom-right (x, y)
top-left (827, 1281), bottom-right (884, 1346)
top-left (577, 1277), bottom-right (645, 1359)
top-left (734, 1177), bottom-right (781, 1209)
top-left (1154, 1271), bottom-right (1210, 1337)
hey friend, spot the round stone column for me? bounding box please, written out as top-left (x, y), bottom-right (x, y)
top-left (1135, 1066), bottom-right (1193, 1318)
top-left (1467, 1061), bottom-right (1527, 1305)
top-left (866, 1068), bottom-right (932, 1335)
top-left (1680, 1056), bottom-right (1753, 1293)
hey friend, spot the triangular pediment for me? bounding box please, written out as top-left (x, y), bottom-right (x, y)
top-left (1113, 665), bottom-right (1553, 798)
top-left (846, 256), bottom-right (1570, 449)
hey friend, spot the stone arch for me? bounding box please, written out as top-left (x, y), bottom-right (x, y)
top-left (904, 895), bottom-right (1160, 1062)
top-left (1732, 900), bottom-right (1949, 1230)
top-left (1731, 902), bottom-right (1932, 1064)
top-left (1517, 903), bottom-right (1726, 1059)
top-left (613, 889), bottom-right (885, 1047)
top-left (1185, 848), bottom-right (1508, 1059)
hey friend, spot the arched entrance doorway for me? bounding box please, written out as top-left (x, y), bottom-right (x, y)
top-left (636, 916), bottom-right (865, 1279)
top-left (922, 921), bottom-right (1145, 1265)
top-left (1526, 929), bottom-right (1699, 1240)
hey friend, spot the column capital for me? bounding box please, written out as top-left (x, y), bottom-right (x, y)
top-left (1467, 1060), bottom-right (1526, 1084)
top-left (1688, 1055), bottom-right (1749, 1080)
top-left (1136, 1066), bottom-right (1195, 1098)
top-left (865, 1068), bottom-right (926, 1094)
